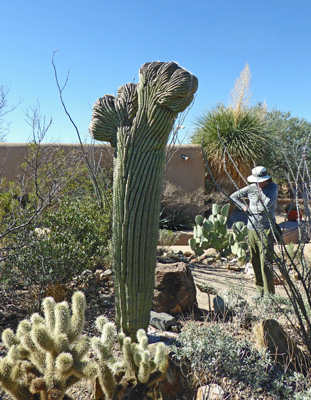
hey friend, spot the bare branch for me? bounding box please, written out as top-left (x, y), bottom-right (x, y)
top-left (51, 50), bottom-right (109, 210)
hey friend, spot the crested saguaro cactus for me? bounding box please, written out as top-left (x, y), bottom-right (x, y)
top-left (89, 62), bottom-right (198, 338)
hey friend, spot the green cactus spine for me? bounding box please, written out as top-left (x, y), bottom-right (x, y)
top-left (89, 62), bottom-right (198, 338)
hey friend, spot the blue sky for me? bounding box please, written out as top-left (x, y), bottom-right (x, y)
top-left (1, 0), bottom-right (311, 144)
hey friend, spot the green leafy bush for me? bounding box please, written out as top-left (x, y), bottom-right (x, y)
top-left (158, 229), bottom-right (180, 250)
top-left (0, 194), bottom-right (112, 289)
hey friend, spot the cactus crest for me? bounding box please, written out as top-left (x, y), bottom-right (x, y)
top-left (89, 62), bottom-right (198, 338)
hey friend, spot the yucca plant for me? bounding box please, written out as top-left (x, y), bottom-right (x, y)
top-left (191, 64), bottom-right (271, 190)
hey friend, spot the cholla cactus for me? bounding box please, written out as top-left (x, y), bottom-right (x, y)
top-left (92, 318), bottom-right (169, 399)
top-left (0, 292), bottom-right (97, 400)
top-left (89, 62), bottom-right (198, 339)
top-left (189, 203), bottom-right (248, 263)
top-left (0, 292), bottom-right (169, 400)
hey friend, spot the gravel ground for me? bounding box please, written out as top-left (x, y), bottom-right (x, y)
top-left (0, 251), bottom-right (308, 400)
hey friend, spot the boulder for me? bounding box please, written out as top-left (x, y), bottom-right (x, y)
top-left (150, 311), bottom-right (177, 331)
top-left (153, 262), bottom-right (197, 315)
top-left (213, 295), bottom-right (226, 316)
top-left (196, 384), bottom-right (224, 400)
top-left (253, 319), bottom-right (308, 372)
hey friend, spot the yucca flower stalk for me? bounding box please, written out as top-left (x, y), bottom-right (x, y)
top-left (191, 64), bottom-right (271, 190)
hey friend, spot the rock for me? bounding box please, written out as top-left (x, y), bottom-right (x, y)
top-left (196, 384), bottom-right (224, 400)
top-left (94, 269), bottom-right (104, 284)
top-left (102, 269), bottom-right (113, 278)
top-left (153, 262), bottom-right (197, 315)
top-left (213, 295), bottom-right (228, 316)
top-left (204, 248), bottom-right (218, 257)
top-left (150, 311), bottom-right (177, 331)
top-left (227, 264), bottom-right (241, 272)
top-left (253, 319), bottom-right (309, 372)
top-left (245, 262), bottom-right (254, 276)
top-left (157, 350), bottom-right (191, 400)
top-left (202, 257), bottom-right (215, 265)
top-left (99, 294), bottom-right (113, 305)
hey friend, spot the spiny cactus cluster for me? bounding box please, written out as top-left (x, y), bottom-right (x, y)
top-left (0, 291), bottom-right (97, 400)
top-left (93, 318), bottom-right (168, 399)
top-left (0, 292), bottom-right (169, 400)
top-left (189, 203), bottom-right (248, 264)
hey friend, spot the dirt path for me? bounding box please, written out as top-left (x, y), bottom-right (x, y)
top-left (190, 262), bottom-right (257, 309)
top-left (188, 260), bottom-right (288, 311)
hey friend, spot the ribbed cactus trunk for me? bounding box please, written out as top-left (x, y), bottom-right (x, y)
top-left (89, 62), bottom-right (198, 338)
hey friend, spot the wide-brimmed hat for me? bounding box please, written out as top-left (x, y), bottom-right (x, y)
top-left (247, 166), bottom-right (271, 183)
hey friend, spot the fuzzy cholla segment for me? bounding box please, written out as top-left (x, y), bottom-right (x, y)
top-left (92, 320), bottom-right (169, 399)
top-left (0, 291), bottom-right (97, 400)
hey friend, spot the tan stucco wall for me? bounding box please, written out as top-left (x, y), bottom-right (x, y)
top-left (0, 143), bottom-right (205, 200)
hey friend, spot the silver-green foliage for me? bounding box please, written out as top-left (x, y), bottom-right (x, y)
top-left (189, 203), bottom-right (248, 263)
top-left (172, 322), bottom-right (270, 389)
top-left (172, 322), bottom-right (311, 398)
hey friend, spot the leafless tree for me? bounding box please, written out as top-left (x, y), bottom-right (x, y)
top-left (0, 82), bottom-right (23, 142)
top-left (0, 105), bottom-right (83, 244)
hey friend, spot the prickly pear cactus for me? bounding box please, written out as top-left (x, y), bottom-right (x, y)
top-left (229, 221), bottom-right (248, 264)
top-left (189, 203), bottom-right (248, 263)
top-left (189, 203), bottom-right (230, 257)
top-left (89, 62), bottom-right (198, 338)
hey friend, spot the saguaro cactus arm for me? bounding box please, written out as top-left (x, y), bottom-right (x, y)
top-left (90, 62), bottom-right (198, 338)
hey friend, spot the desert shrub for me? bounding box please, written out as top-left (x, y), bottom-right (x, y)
top-left (172, 322), bottom-right (311, 398)
top-left (158, 229), bottom-right (180, 250)
top-left (293, 387), bottom-right (311, 400)
top-left (160, 181), bottom-right (205, 231)
top-left (172, 322), bottom-right (270, 389)
top-left (0, 194), bottom-right (112, 290)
